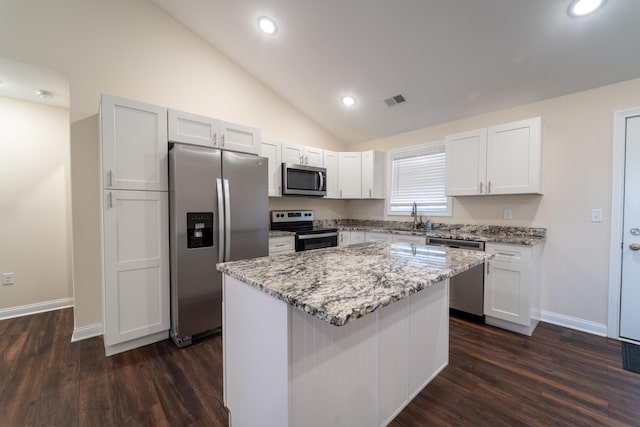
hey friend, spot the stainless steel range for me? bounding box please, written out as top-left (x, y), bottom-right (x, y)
top-left (270, 210), bottom-right (338, 252)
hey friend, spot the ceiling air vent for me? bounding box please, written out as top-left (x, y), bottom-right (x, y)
top-left (383, 94), bottom-right (406, 107)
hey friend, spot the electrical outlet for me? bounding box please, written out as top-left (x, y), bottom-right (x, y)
top-left (2, 272), bottom-right (14, 285)
top-left (591, 208), bottom-right (603, 223)
top-left (503, 209), bottom-right (513, 220)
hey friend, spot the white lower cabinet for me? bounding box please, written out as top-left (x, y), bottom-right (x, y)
top-left (484, 243), bottom-right (542, 336)
top-left (338, 231), bottom-right (350, 247)
top-left (103, 190), bottom-right (170, 354)
top-left (269, 236), bottom-right (295, 255)
top-left (365, 232), bottom-right (393, 242)
top-left (349, 231), bottom-right (366, 245)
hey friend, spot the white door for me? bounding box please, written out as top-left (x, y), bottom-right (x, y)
top-left (445, 129), bottom-right (486, 196)
top-left (282, 142), bottom-right (305, 165)
top-left (220, 121), bottom-right (260, 155)
top-left (620, 115), bottom-right (640, 342)
top-left (323, 150), bottom-right (339, 198)
top-left (103, 190), bottom-right (170, 346)
top-left (261, 140), bottom-right (282, 197)
top-left (101, 94), bottom-right (168, 191)
top-left (339, 152), bottom-right (362, 198)
top-left (168, 109), bottom-right (219, 147)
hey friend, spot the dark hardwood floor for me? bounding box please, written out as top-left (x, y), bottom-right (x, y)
top-left (1, 309), bottom-right (638, 426)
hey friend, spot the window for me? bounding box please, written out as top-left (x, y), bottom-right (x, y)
top-left (387, 141), bottom-right (452, 216)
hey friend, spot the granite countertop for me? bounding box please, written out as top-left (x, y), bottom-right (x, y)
top-left (334, 224), bottom-right (546, 246)
top-left (217, 241), bottom-right (492, 327)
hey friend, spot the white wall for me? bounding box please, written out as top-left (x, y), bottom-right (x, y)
top-left (349, 78), bottom-right (640, 328)
top-left (0, 96), bottom-right (72, 312)
top-left (0, 0), bottom-right (347, 329)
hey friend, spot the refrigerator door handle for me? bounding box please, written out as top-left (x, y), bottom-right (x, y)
top-left (223, 178), bottom-right (231, 261)
top-left (216, 178), bottom-right (225, 261)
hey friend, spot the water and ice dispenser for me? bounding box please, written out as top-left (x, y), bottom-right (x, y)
top-left (186, 212), bottom-right (214, 249)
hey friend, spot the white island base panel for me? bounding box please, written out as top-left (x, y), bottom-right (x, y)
top-left (222, 274), bottom-right (449, 427)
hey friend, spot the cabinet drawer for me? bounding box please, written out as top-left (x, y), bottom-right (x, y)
top-left (269, 236), bottom-right (295, 254)
top-left (486, 243), bottom-right (531, 264)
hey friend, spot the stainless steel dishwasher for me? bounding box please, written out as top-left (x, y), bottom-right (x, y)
top-left (425, 237), bottom-right (485, 319)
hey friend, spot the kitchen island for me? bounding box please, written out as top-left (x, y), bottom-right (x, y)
top-left (217, 242), bottom-right (492, 427)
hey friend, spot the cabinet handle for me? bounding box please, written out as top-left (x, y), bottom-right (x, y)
top-left (487, 262), bottom-right (490, 275)
top-left (221, 134), bottom-right (225, 147)
top-left (108, 170), bottom-right (113, 187)
top-left (340, 234), bottom-right (343, 243)
top-left (300, 155), bottom-right (304, 164)
top-left (488, 181), bottom-right (492, 193)
top-left (305, 155), bottom-right (309, 164)
top-left (479, 182), bottom-right (483, 194)
top-left (108, 192), bottom-right (113, 208)
top-left (213, 132), bottom-right (217, 146)
top-left (496, 251), bottom-right (516, 257)
top-left (369, 189), bottom-right (372, 198)
top-left (340, 189), bottom-right (343, 198)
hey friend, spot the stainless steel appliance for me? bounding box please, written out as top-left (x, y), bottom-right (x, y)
top-left (425, 237), bottom-right (485, 319)
top-left (270, 210), bottom-right (338, 251)
top-left (169, 143), bottom-right (268, 347)
top-left (282, 163), bottom-right (327, 197)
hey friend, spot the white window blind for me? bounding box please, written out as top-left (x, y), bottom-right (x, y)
top-left (388, 141), bottom-right (451, 215)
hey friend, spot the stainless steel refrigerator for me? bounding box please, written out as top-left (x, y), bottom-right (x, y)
top-left (169, 143), bottom-right (268, 347)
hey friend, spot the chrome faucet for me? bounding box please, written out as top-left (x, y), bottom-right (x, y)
top-left (411, 201), bottom-right (418, 230)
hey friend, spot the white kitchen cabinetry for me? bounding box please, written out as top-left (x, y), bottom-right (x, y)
top-left (102, 190), bottom-right (170, 353)
top-left (393, 234), bottom-right (425, 245)
top-left (269, 236), bottom-right (295, 255)
top-left (446, 117), bottom-right (542, 196)
top-left (361, 150), bottom-right (385, 199)
top-left (338, 152), bottom-right (362, 198)
top-left (282, 142), bottom-right (323, 167)
top-left (338, 230), bottom-right (351, 247)
top-left (168, 109), bottom-right (261, 155)
top-left (350, 231), bottom-right (366, 245)
top-left (365, 231), bottom-right (393, 242)
top-left (101, 94), bottom-right (168, 191)
top-left (261, 140), bottom-right (282, 197)
top-left (484, 243), bottom-right (543, 336)
top-left (323, 150), bottom-right (340, 198)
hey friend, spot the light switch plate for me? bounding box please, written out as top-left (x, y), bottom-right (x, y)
top-left (591, 208), bottom-right (603, 223)
top-left (503, 209), bottom-right (513, 220)
top-left (2, 272), bottom-right (14, 285)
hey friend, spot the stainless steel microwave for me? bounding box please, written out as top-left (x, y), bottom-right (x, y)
top-left (282, 163), bottom-right (327, 196)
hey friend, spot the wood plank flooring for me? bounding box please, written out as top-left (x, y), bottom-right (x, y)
top-left (0, 309), bottom-right (638, 426)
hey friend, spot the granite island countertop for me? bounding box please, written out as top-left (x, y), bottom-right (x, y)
top-left (217, 241), bottom-right (492, 327)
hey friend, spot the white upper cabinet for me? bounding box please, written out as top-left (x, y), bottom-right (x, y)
top-left (487, 117), bottom-right (542, 195)
top-left (282, 142), bottom-right (324, 167)
top-left (168, 109), bottom-right (260, 155)
top-left (339, 152), bottom-right (362, 198)
top-left (219, 121), bottom-right (261, 155)
top-left (168, 109), bottom-right (218, 147)
top-left (361, 150), bottom-right (385, 199)
top-left (101, 94), bottom-right (168, 191)
top-left (261, 140), bottom-right (282, 197)
top-left (445, 117), bottom-right (542, 196)
top-left (323, 150), bottom-right (339, 198)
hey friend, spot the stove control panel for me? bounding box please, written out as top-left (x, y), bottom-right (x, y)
top-left (271, 210), bottom-right (314, 223)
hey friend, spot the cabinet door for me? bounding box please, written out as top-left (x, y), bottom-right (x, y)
top-left (339, 152), bottom-right (362, 198)
top-left (261, 140), bottom-right (282, 197)
top-left (445, 129), bottom-right (486, 196)
top-left (269, 236), bottom-right (295, 255)
top-left (220, 121), bottom-right (261, 155)
top-left (362, 150), bottom-right (385, 199)
top-left (323, 150), bottom-right (339, 198)
top-left (484, 260), bottom-right (531, 327)
top-left (282, 142), bottom-right (305, 165)
top-left (350, 231), bottom-right (366, 245)
top-left (393, 235), bottom-right (425, 244)
top-left (487, 117), bottom-right (542, 195)
top-left (305, 146), bottom-right (324, 167)
top-left (168, 109), bottom-right (219, 147)
top-left (103, 190), bottom-right (169, 346)
top-left (338, 231), bottom-right (351, 247)
top-left (101, 94), bottom-right (168, 191)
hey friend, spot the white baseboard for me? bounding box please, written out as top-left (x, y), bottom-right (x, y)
top-left (539, 310), bottom-right (607, 337)
top-left (0, 297), bottom-right (73, 321)
top-left (71, 322), bottom-right (103, 342)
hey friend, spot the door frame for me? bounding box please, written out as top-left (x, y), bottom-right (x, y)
top-left (608, 107), bottom-right (640, 339)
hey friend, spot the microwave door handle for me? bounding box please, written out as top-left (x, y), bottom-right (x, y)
top-left (216, 178), bottom-right (225, 261)
top-left (223, 179), bottom-right (231, 261)
top-left (318, 171), bottom-right (324, 192)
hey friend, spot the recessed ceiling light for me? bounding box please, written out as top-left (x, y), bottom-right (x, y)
top-left (341, 96), bottom-right (356, 107)
top-left (568, 0), bottom-right (607, 17)
top-left (257, 16), bottom-right (277, 35)
top-left (35, 89), bottom-right (53, 99)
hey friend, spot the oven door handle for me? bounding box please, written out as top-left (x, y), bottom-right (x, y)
top-left (298, 232), bottom-right (338, 240)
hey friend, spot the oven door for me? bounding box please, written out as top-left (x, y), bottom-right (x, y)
top-left (295, 232), bottom-right (338, 252)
